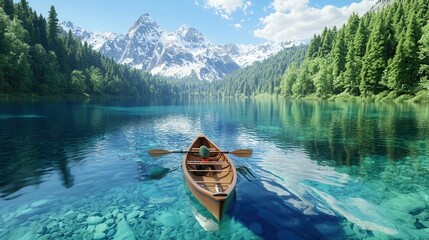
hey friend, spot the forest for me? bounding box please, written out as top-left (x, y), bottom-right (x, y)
top-left (0, 0), bottom-right (175, 97)
top-left (1, 0), bottom-right (428, 101)
top-left (277, 0), bottom-right (429, 100)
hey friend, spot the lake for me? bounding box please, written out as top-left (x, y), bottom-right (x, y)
top-left (1, 97), bottom-right (428, 239)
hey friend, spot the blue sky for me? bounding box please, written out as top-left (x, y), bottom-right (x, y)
top-left (23, 0), bottom-right (376, 44)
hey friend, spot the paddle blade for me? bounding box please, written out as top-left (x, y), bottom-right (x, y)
top-left (230, 149), bottom-right (253, 158)
top-left (148, 149), bottom-right (171, 158)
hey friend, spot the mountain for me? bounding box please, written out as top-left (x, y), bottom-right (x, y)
top-left (60, 14), bottom-right (301, 81)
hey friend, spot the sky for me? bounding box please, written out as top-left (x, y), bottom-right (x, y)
top-left (23, 0), bottom-right (377, 45)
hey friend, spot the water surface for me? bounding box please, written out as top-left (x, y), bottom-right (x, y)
top-left (1, 98), bottom-right (428, 239)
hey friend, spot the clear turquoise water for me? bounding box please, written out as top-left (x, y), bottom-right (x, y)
top-left (0, 98), bottom-right (428, 239)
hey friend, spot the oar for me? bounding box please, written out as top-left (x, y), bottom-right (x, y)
top-left (148, 149), bottom-right (253, 158)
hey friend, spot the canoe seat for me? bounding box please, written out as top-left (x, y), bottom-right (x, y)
top-left (191, 148), bottom-right (216, 152)
top-left (195, 180), bottom-right (230, 184)
top-left (186, 162), bottom-right (225, 165)
top-left (188, 170), bottom-right (232, 172)
top-left (213, 192), bottom-right (228, 197)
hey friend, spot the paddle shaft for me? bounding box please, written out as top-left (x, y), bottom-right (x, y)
top-left (148, 148), bottom-right (252, 158)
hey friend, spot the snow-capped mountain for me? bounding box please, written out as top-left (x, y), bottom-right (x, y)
top-left (219, 41), bottom-right (301, 68)
top-left (60, 14), bottom-right (301, 81)
top-left (61, 21), bottom-right (117, 51)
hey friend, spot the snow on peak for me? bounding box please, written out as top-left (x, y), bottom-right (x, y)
top-left (62, 15), bottom-right (301, 81)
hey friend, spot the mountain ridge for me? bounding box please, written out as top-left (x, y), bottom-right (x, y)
top-left (61, 14), bottom-right (302, 81)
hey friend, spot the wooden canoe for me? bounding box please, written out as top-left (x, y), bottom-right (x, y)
top-left (182, 134), bottom-right (237, 221)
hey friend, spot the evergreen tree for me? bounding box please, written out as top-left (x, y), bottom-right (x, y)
top-left (332, 28), bottom-right (347, 84)
top-left (344, 40), bottom-right (361, 95)
top-left (360, 17), bottom-right (388, 96)
top-left (345, 13), bottom-right (360, 49)
top-left (306, 34), bottom-right (321, 59)
top-left (385, 14), bottom-right (420, 93)
top-left (47, 5), bottom-right (59, 50)
top-left (318, 27), bottom-right (336, 57)
top-left (354, 17), bottom-right (369, 58)
top-left (0, 0), bottom-right (14, 19)
top-left (0, 9), bottom-right (10, 91)
top-left (418, 20), bottom-right (429, 91)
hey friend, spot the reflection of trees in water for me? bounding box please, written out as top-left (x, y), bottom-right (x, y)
top-left (220, 98), bottom-right (428, 170)
top-left (0, 99), bottom-right (143, 199)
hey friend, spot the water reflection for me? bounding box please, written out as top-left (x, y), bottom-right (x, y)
top-left (1, 97), bottom-right (428, 239)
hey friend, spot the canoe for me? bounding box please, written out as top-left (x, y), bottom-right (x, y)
top-left (182, 134), bottom-right (237, 221)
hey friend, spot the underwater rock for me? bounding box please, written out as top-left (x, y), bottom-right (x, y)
top-left (105, 219), bottom-right (115, 226)
top-left (87, 216), bottom-right (104, 225)
top-left (95, 223), bottom-right (108, 233)
top-left (156, 212), bottom-right (179, 227)
top-left (113, 219), bottom-right (135, 240)
top-left (126, 211), bottom-right (140, 220)
top-left (93, 232), bottom-right (106, 240)
top-left (76, 213), bottom-right (88, 222)
top-left (107, 228), bottom-right (116, 237)
top-left (87, 225), bottom-right (95, 233)
top-left (381, 193), bottom-right (426, 213)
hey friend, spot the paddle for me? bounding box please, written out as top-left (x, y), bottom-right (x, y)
top-left (148, 149), bottom-right (253, 158)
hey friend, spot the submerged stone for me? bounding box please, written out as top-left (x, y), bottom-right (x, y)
top-left (87, 216), bottom-right (104, 225)
top-left (126, 211), bottom-right (140, 220)
top-left (113, 220), bottom-right (135, 240)
top-left (95, 223), bottom-right (108, 233)
top-left (93, 232), bottom-right (105, 240)
top-left (156, 212), bottom-right (179, 227)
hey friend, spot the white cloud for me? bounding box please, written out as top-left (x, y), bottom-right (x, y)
top-left (202, 0), bottom-right (252, 19)
top-left (254, 0), bottom-right (376, 42)
top-left (233, 23), bottom-right (242, 29)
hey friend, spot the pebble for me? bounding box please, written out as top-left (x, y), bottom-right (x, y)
top-left (93, 232), bottom-right (105, 240)
top-left (95, 223), bottom-right (108, 233)
top-left (127, 211), bottom-right (140, 220)
top-left (87, 216), bottom-right (104, 225)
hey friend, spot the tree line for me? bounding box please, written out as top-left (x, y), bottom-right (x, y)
top-left (279, 0), bottom-right (429, 99)
top-left (0, 0), bottom-right (174, 97)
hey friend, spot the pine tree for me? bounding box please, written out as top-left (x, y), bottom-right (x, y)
top-left (385, 14), bottom-right (420, 93)
top-left (0, 0), bottom-right (14, 19)
top-left (360, 16), bottom-right (388, 96)
top-left (344, 40), bottom-right (361, 95)
top-left (47, 5), bottom-right (59, 50)
top-left (354, 17), bottom-right (369, 58)
top-left (345, 13), bottom-right (360, 49)
top-left (307, 34), bottom-right (321, 59)
top-left (418, 20), bottom-right (429, 90)
top-left (319, 27), bottom-right (336, 57)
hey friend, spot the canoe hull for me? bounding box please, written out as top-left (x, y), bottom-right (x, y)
top-left (182, 134), bottom-right (237, 221)
top-left (184, 174), bottom-right (235, 221)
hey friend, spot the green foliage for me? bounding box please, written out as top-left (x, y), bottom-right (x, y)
top-left (419, 20), bottom-right (429, 90)
top-left (277, 0), bottom-right (429, 100)
top-left (211, 46), bottom-right (307, 97)
top-left (0, 2), bottom-right (167, 96)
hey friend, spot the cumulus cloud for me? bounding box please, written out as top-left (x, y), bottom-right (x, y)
top-left (202, 0), bottom-right (252, 19)
top-left (233, 23), bottom-right (242, 29)
top-left (254, 0), bottom-right (376, 42)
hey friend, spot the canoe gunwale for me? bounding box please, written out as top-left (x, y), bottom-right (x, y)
top-left (182, 134), bottom-right (237, 221)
